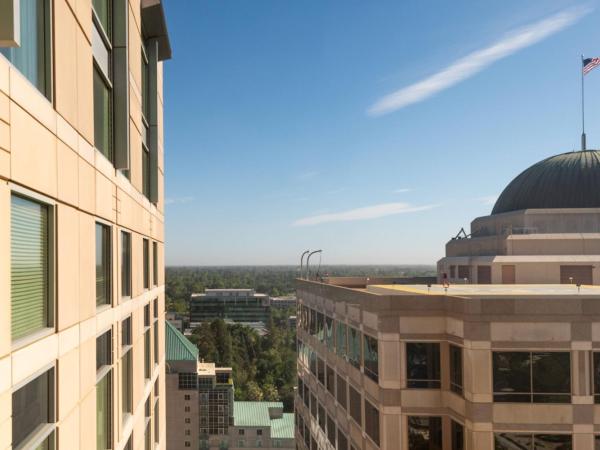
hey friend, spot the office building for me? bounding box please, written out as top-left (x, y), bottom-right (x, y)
top-left (271, 296), bottom-right (297, 309)
top-left (0, 0), bottom-right (170, 448)
top-left (438, 150), bottom-right (600, 284)
top-left (165, 322), bottom-right (235, 450)
top-left (190, 289), bottom-right (271, 326)
top-left (229, 402), bottom-right (295, 449)
top-left (297, 280), bottom-right (600, 450)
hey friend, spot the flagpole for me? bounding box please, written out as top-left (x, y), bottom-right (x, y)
top-left (582, 54), bottom-right (587, 150)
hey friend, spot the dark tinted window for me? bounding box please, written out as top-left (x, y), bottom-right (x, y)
top-left (326, 365), bottom-right (335, 396)
top-left (336, 375), bottom-right (347, 410)
top-left (451, 420), bottom-right (464, 450)
top-left (408, 416), bottom-right (442, 450)
top-left (12, 368), bottom-right (54, 447)
top-left (406, 343), bottom-right (441, 388)
top-left (349, 385), bottom-right (361, 425)
top-left (450, 345), bottom-right (463, 395)
top-left (494, 433), bottom-right (572, 450)
top-left (365, 400), bottom-right (380, 446)
top-left (96, 329), bottom-right (112, 371)
top-left (364, 334), bottom-right (379, 383)
top-left (493, 352), bottom-right (570, 403)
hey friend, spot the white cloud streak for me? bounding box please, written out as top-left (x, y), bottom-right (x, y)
top-left (394, 188), bottom-right (412, 193)
top-left (165, 196), bottom-right (194, 205)
top-left (368, 6), bottom-right (591, 116)
top-left (478, 195), bottom-right (498, 205)
top-left (293, 202), bottom-right (437, 226)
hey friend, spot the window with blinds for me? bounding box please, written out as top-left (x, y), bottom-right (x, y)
top-left (11, 194), bottom-right (51, 341)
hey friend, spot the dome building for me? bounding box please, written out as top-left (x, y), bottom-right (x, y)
top-left (438, 150), bottom-right (600, 284)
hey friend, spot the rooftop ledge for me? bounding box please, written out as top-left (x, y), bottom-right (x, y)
top-left (366, 283), bottom-right (600, 297)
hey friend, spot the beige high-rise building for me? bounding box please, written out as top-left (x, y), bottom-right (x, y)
top-left (296, 280), bottom-right (600, 450)
top-left (438, 150), bottom-right (600, 285)
top-left (0, 0), bottom-right (171, 449)
top-left (295, 150), bottom-right (600, 450)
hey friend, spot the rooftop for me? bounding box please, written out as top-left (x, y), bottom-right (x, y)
top-left (165, 321), bottom-right (198, 362)
top-left (233, 402), bottom-right (294, 439)
top-left (366, 283), bottom-right (600, 297)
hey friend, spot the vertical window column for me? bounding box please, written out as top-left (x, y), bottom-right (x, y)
top-left (92, 0), bottom-right (113, 161)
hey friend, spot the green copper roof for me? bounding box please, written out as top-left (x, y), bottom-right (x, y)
top-left (165, 321), bottom-right (198, 361)
top-left (233, 402), bottom-right (293, 438)
top-left (493, 150), bottom-right (600, 215)
top-left (270, 413), bottom-right (294, 439)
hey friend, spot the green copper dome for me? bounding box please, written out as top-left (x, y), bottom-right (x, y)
top-left (492, 150), bottom-right (600, 215)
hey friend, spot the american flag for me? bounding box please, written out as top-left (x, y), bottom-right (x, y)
top-left (583, 57), bottom-right (600, 75)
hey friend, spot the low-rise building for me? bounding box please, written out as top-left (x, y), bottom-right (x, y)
top-left (165, 321), bottom-right (234, 450)
top-left (229, 402), bottom-right (295, 449)
top-left (271, 295), bottom-right (297, 309)
top-left (296, 278), bottom-right (600, 450)
top-left (190, 289), bottom-right (271, 326)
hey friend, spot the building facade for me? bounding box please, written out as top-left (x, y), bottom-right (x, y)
top-left (438, 150), bottom-right (600, 285)
top-left (296, 280), bottom-right (600, 450)
top-left (165, 322), bottom-right (235, 450)
top-left (190, 289), bottom-right (271, 325)
top-left (229, 401), bottom-right (295, 450)
top-left (0, 0), bottom-right (170, 449)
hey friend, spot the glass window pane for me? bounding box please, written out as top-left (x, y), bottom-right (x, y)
top-left (451, 421), bottom-right (464, 450)
top-left (336, 375), bottom-right (346, 410)
top-left (531, 352), bottom-right (571, 401)
top-left (11, 195), bottom-right (49, 340)
top-left (92, 0), bottom-right (111, 38)
top-left (406, 343), bottom-right (441, 389)
top-left (122, 351), bottom-right (132, 416)
top-left (534, 435), bottom-right (572, 450)
top-left (336, 322), bottom-right (347, 358)
top-left (495, 433), bottom-right (533, 450)
top-left (153, 242), bottom-right (158, 286)
top-left (142, 148), bottom-right (150, 199)
top-left (363, 334), bottom-right (379, 383)
top-left (142, 51), bottom-right (149, 120)
top-left (96, 330), bottom-right (112, 371)
top-left (0, 0), bottom-right (50, 98)
top-left (325, 316), bottom-right (334, 351)
top-left (121, 232), bottom-right (131, 297)
top-left (450, 345), bottom-right (463, 395)
top-left (143, 239), bottom-right (149, 288)
top-left (493, 352), bottom-right (531, 402)
top-left (348, 327), bottom-right (361, 369)
top-left (364, 401), bottom-right (380, 446)
top-left (96, 223), bottom-right (111, 306)
top-left (94, 68), bottom-right (112, 161)
top-left (349, 385), bottom-right (361, 425)
top-left (96, 372), bottom-right (112, 450)
top-left (407, 416), bottom-right (442, 450)
top-left (12, 369), bottom-right (52, 447)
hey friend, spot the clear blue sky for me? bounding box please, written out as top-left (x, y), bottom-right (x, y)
top-left (163, 0), bottom-right (600, 266)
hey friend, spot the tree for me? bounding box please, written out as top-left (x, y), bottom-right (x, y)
top-left (263, 383), bottom-right (279, 401)
top-left (246, 381), bottom-right (263, 401)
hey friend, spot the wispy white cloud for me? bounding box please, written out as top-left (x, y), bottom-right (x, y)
top-left (297, 170), bottom-right (319, 180)
top-left (478, 195), bottom-right (498, 205)
top-left (293, 202), bottom-right (437, 226)
top-left (368, 6), bottom-right (591, 116)
top-left (394, 188), bottom-right (413, 194)
top-left (165, 196), bottom-right (194, 205)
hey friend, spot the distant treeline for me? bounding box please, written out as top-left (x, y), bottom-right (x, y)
top-left (166, 265), bottom-right (435, 313)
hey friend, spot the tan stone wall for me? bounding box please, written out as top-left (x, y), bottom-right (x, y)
top-left (296, 281), bottom-right (600, 450)
top-left (0, 0), bottom-right (167, 449)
